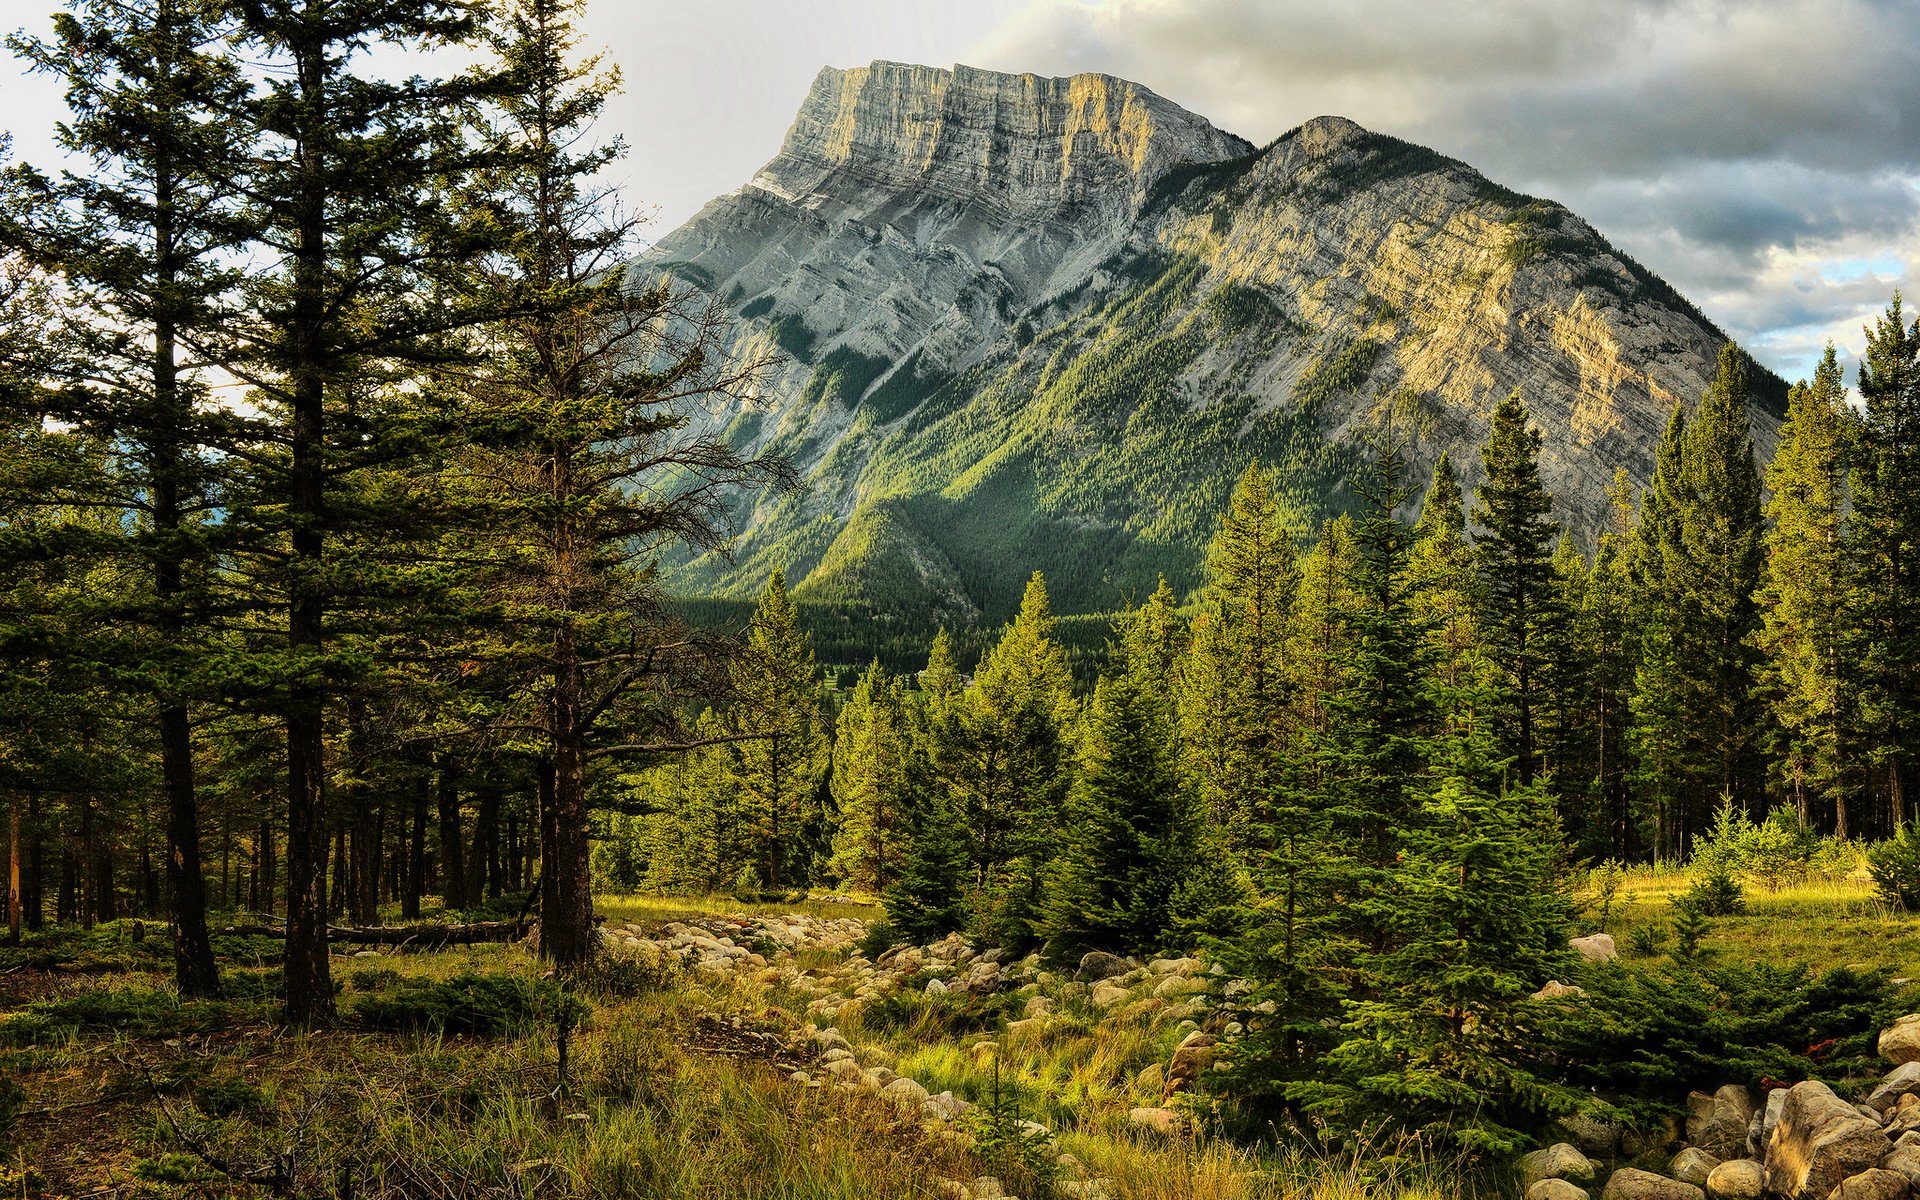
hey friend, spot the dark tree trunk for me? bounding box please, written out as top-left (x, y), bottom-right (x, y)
top-left (8, 795), bottom-right (20, 944)
top-left (24, 793), bottom-right (42, 931)
top-left (541, 632), bottom-right (595, 965)
top-left (436, 759), bottom-right (466, 910)
top-left (346, 700), bottom-right (380, 925)
top-left (403, 771), bottom-right (427, 920)
top-left (470, 786), bottom-right (501, 902)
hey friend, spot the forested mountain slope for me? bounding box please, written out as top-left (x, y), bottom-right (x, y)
top-left (638, 60), bottom-right (1783, 627)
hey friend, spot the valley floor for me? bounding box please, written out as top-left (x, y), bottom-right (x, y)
top-left (0, 872), bottom-right (1910, 1199)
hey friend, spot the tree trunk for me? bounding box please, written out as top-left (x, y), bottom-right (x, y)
top-left (470, 785), bottom-right (500, 902)
top-left (436, 758), bottom-right (466, 910)
top-left (403, 770), bottom-right (427, 920)
top-left (24, 793), bottom-right (42, 931)
top-left (8, 795), bottom-right (20, 944)
top-left (346, 699), bottom-right (381, 926)
top-left (541, 625), bottom-right (595, 965)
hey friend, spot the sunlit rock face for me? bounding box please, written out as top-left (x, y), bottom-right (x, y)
top-left (637, 61), bottom-right (1782, 623)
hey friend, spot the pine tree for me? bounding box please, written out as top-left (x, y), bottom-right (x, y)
top-left (1179, 463), bottom-right (1299, 847)
top-left (1756, 347), bottom-right (1856, 831)
top-left (947, 572), bottom-right (1077, 943)
top-left (1287, 515), bottom-right (1360, 743)
top-left (883, 634), bottom-right (970, 940)
top-left (1853, 295), bottom-right (1920, 832)
top-left (725, 572), bottom-right (827, 890)
top-left (1410, 453), bottom-right (1490, 733)
top-left (829, 662), bottom-right (912, 893)
top-left (1311, 729), bottom-right (1574, 1155)
top-left (4, 0), bottom-right (251, 995)
top-left (1630, 402), bottom-right (1693, 858)
top-left (1040, 595), bottom-right (1196, 957)
top-left (1472, 390), bottom-right (1563, 787)
top-left (1581, 471), bottom-right (1641, 858)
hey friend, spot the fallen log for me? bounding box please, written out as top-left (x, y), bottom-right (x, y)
top-left (214, 920), bottom-right (529, 947)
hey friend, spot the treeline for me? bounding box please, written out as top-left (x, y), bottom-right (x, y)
top-left (623, 330), bottom-right (1920, 914)
top-left (0, 0), bottom-right (787, 1019)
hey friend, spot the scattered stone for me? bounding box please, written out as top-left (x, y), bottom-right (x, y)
top-left (1529, 1181), bottom-right (1591, 1200)
top-left (1669, 1148), bottom-right (1721, 1187)
top-left (1688, 1085), bottom-right (1757, 1160)
top-left (1154, 975), bottom-right (1209, 999)
top-left (926, 978), bottom-right (949, 995)
top-left (883, 1077), bottom-right (931, 1108)
top-left (1885, 1017), bottom-right (1920, 1067)
top-left (1869, 1064), bottom-right (1920, 1114)
top-left (1077, 951), bottom-right (1133, 981)
top-left (1136, 1063), bottom-right (1165, 1095)
top-left (1059, 1181), bottom-right (1111, 1200)
top-left (1559, 1112), bottom-right (1624, 1157)
top-left (1765, 1080), bottom-right (1894, 1200)
top-left (1091, 981), bottom-right (1131, 1009)
top-left (1600, 1167), bottom-right (1703, 1200)
top-left (923, 1092), bottom-right (969, 1122)
top-left (1128, 1107), bottom-right (1186, 1137)
top-left (1149, 957), bottom-right (1202, 976)
top-left (1704, 1159), bottom-right (1764, 1200)
top-left (1521, 1144), bottom-right (1599, 1187)
top-left (1831, 1168), bottom-right (1912, 1200)
top-left (1533, 980), bottom-right (1587, 1000)
top-left (1023, 995), bottom-right (1055, 1019)
top-left (1571, 933), bottom-right (1619, 963)
top-left (1166, 1032), bottom-right (1218, 1094)
top-left (1621, 1114), bottom-right (1684, 1159)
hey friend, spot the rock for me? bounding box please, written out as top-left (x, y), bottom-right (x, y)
top-left (1600, 1167), bottom-right (1703, 1200)
top-left (1765, 1086), bottom-right (1791, 1148)
top-left (823, 1057), bottom-right (866, 1085)
top-left (1765, 1080), bottom-right (1895, 1200)
top-left (1059, 1182), bottom-right (1112, 1200)
top-left (923, 1091), bottom-right (969, 1122)
top-left (1521, 1144), bottom-right (1599, 1187)
top-left (1128, 1107), bottom-right (1186, 1137)
top-left (1149, 957), bottom-right (1201, 976)
top-left (820, 1047), bottom-right (853, 1064)
top-left (961, 962), bottom-right (1002, 994)
top-left (1870, 1064), bottom-right (1920, 1114)
top-left (1136, 1063), bottom-right (1165, 1095)
top-left (1831, 1168), bottom-right (1912, 1200)
top-left (1687, 1085), bottom-right (1756, 1159)
top-left (1883, 1132), bottom-right (1920, 1187)
top-left (1704, 1159), bottom-right (1764, 1200)
top-left (1091, 981), bottom-right (1132, 1009)
top-left (1887, 1017), bottom-right (1920, 1067)
top-left (1154, 975), bottom-right (1209, 999)
top-left (1166, 1032), bottom-right (1218, 1093)
top-left (883, 1077), bottom-right (930, 1106)
top-left (1668, 1148), bottom-right (1721, 1188)
top-left (925, 977), bottom-right (949, 995)
top-left (1892, 1097), bottom-right (1920, 1138)
top-left (1023, 995), bottom-right (1055, 1019)
top-left (1621, 1114), bottom-right (1684, 1159)
top-left (1571, 933), bottom-right (1619, 962)
top-left (1077, 951), bottom-right (1133, 981)
top-left (1529, 1181), bottom-right (1590, 1200)
top-left (1533, 980), bottom-right (1588, 1000)
top-left (1559, 1112), bottom-right (1624, 1157)
top-left (970, 1177), bottom-right (1007, 1200)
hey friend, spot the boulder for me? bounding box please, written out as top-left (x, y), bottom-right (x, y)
top-left (1529, 1181), bottom-right (1590, 1200)
top-left (1869, 1064), bottom-right (1920, 1114)
top-left (923, 1091), bottom-right (969, 1122)
top-left (1704, 1159), bottom-right (1763, 1200)
top-left (883, 1077), bottom-right (931, 1108)
top-left (1091, 981), bottom-right (1132, 1009)
top-left (1892, 1096), bottom-right (1920, 1138)
top-left (1686, 1085), bottom-right (1756, 1159)
top-left (1166, 1032), bottom-right (1218, 1094)
top-left (1154, 975), bottom-right (1209, 999)
top-left (1022, 995), bottom-right (1054, 1019)
top-left (1765, 1080), bottom-right (1895, 1200)
top-left (1669, 1148), bottom-right (1721, 1187)
top-left (925, 977), bottom-right (949, 995)
top-left (1128, 1107), bottom-right (1185, 1137)
top-left (1558, 1111), bottom-right (1624, 1157)
top-left (1136, 1063), bottom-right (1165, 1095)
top-left (1831, 1168), bottom-right (1912, 1200)
top-left (1765, 1086), bottom-right (1791, 1148)
top-left (1521, 1144), bottom-right (1599, 1187)
top-left (1883, 1131), bottom-right (1920, 1187)
top-left (1077, 951), bottom-right (1133, 981)
top-left (1886, 1017), bottom-right (1920, 1067)
top-left (1600, 1167), bottom-right (1703, 1200)
top-left (1149, 957), bottom-right (1202, 976)
top-left (1572, 933), bottom-right (1619, 963)
top-left (1533, 980), bottom-right (1588, 1000)
top-left (1621, 1114), bottom-right (1685, 1159)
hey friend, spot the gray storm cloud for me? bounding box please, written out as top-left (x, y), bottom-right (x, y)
top-left (967, 0), bottom-right (1920, 380)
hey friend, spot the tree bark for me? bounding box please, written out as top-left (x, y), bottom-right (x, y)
top-left (346, 699), bottom-right (381, 926)
top-left (436, 758), bottom-right (465, 910)
top-left (8, 795), bottom-right (20, 944)
top-left (403, 770), bottom-right (427, 920)
top-left (469, 785), bottom-right (500, 902)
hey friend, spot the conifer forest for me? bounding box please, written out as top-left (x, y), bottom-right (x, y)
top-left (2, 1), bottom-right (1920, 1197)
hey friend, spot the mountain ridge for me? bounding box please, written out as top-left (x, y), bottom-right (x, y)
top-left (637, 61), bottom-right (1783, 631)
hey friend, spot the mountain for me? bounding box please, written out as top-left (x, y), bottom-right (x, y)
top-left (638, 60), bottom-right (1784, 633)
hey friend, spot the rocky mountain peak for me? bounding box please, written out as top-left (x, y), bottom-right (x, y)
top-left (750, 60), bottom-right (1253, 220)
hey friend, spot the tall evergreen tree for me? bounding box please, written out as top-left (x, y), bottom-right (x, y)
top-left (4, 0), bottom-right (250, 996)
top-left (1179, 462), bottom-right (1299, 848)
top-left (1410, 452), bottom-right (1490, 733)
top-left (1471, 390), bottom-right (1562, 787)
top-left (1756, 347), bottom-right (1856, 830)
top-left (1040, 594), bottom-right (1196, 957)
top-left (947, 571), bottom-right (1077, 943)
top-left (828, 662), bottom-right (912, 893)
top-left (724, 571), bottom-right (827, 890)
top-left (1853, 296), bottom-right (1920, 832)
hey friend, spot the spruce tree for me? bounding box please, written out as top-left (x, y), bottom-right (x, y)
top-left (1410, 453), bottom-right (1490, 733)
top-left (1471, 390), bottom-right (1562, 787)
top-left (1630, 403), bottom-right (1693, 858)
top-left (829, 662), bottom-right (912, 893)
top-left (1756, 347), bottom-right (1856, 830)
top-left (947, 572), bottom-right (1077, 943)
top-left (4, 0), bottom-right (250, 996)
top-left (883, 633), bottom-right (970, 940)
top-left (1853, 296), bottom-right (1920, 831)
top-left (725, 572), bottom-right (827, 890)
top-left (1179, 463), bottom-right (1299, 847)
top-left (1040, 595), bottom-right (1196, 957)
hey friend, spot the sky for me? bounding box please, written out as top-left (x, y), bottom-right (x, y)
top-left (2, 0), bottom-right (1913, 385)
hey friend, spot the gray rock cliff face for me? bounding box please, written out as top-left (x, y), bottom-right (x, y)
top-left (636, 61), bottom-right (1783, 621)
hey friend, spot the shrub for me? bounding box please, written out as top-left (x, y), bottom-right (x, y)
top-left (854, 989), bottom-right (1014, 1039)
top-left (1683, 865), bottom-right (1746, 918)
top-left (348, 972), bottom-right (587, 1037)
top-left (1586, 861), bottom-right (1628, 932)
top-left (1868, 823), bottom-right (1920, 911)
top-left (193, 1079), bottom-right (268, 1120)
top-left (858, 920), bottom-right (902, 961)
top-left (0, 986), bottom-right (229, 1046)
top-left (571, 949), bottom-right (680, 998)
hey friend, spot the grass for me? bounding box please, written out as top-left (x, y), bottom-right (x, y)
top-left (1588, 866), bottom-right (1920, 972)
